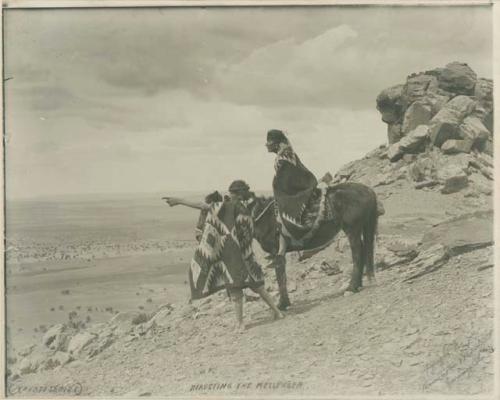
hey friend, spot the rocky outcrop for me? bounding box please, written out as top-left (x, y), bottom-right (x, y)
top-left (376, 62), bottom-right (493, 158)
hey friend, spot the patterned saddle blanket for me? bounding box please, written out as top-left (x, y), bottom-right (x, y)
top-left (276, 186), bottom-right (335, 246)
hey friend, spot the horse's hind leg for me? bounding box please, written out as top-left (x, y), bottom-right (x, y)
top-left (363, 212), bottom-right (378, 286)
top-left (344, 228), bottom-right (364, 294)
top-left (274, 255), bottom-right (291, 310)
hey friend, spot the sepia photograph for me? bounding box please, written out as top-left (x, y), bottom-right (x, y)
top-left (2, 1), bottom-right (497, 398)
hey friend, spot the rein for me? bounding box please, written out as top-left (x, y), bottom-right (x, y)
top-left (251, 199), bottom-right (275, 222)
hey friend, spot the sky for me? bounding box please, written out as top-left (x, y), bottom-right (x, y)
top-left (3, 5), bottom-right (493, 199)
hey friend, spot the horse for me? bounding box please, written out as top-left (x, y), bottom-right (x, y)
top-left (196, 182), bottom-right (379, 310)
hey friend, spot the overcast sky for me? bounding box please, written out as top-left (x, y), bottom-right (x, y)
top-left (4, 6), bottom-right (492, 199)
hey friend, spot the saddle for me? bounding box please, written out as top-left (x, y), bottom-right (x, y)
top-left (277, 184), bottom-right (335, 247)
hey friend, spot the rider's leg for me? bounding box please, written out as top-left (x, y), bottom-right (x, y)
top-left (278, 233), bottom-right (287, 256)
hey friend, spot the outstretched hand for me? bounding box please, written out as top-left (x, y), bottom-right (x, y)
top-left (162, 197), bottom-right (180, 207)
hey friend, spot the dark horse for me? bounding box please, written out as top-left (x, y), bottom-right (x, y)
top-left (196, 182), bottom-right (379, 310)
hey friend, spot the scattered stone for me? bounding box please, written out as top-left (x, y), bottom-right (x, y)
top-left (18, 351), bottom-right (46, 375)
top-left (18, 344), bottom-right (36, 357)
top-left (441, 176), bottom-right (468, 194)
top-left (124, 389), bottom-right (152, 397)
top-left (414, 180), bottom-right (439, 190)
top-left (437, 164), bottom-right (469, 194)
top-left (43, 351), bottom-right (73, 370)
top-left (67, 332), bottom-right (96, 355)
top-left (398, 125), bottom-right (429, 153)
top-left (403, 244), bottom-right (450, 282)
top-left (320, 261), bottom-right (342, 276)
top-left (145, 306), bottom-right (174, 330)
top-left (110, 311), bottom-right (145, 334)
top-left (42, 324), bottom-right (71, 351)
top-left (477, 264), bottom-right (493, 272)
top-left (408, 156), bottom-right (436, 182)
top-left (387, 143), bottom-right (403, 162)
top-left (468, 172), bottom-right (492, 195)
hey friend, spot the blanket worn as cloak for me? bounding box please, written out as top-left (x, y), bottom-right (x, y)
top-left (189, 200), bottom-right (264, 300)
top-left (273, 144), bottom-right (332, 242)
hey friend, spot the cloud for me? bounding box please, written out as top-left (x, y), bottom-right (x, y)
top-left (3, 6), bottom-right (493, 198)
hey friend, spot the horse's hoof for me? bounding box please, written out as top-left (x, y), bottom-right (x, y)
top-left (343, 290), bottom-right (355, 297)
top-left (273, 311), bottom-right (285, 320)
top-left (278, 300), bottom-right (290, 311)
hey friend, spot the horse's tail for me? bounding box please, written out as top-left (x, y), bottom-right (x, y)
top-left (363, 193), bottom-right (379, 278)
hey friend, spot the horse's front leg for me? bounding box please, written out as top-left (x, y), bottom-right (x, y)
top-left (273, 255), bottom-right (291, 310)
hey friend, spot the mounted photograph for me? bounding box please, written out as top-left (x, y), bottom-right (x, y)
top-left (2, 2), bottom-right (496, 398)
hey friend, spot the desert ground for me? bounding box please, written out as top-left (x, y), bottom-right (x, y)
top-left (5, 145), bottom-right (495, 397)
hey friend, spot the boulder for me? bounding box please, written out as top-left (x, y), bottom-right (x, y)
top-left (67, 332), bottom-right (96, 355)
top-left (387, 142), bottom-right (403, 162)
top-left (439, 152), bottom-right (474, 173)
top-left (458, 116), bottom-right (490, 145)
top-left (441, 139), bottom-right (473, 154)
top-left (437, 164), bottom-right (468, 194)
top-left (376, 84), bottom-right (404, 124)
top-left (429, 95), bottom-right (476, 147)
top-left (481, 139), bottom-right (493, 156)
top-left (473, 78), bottom-right (494, 133)
top-left (387, 123), bottom-right (402, 144)
top-left (403, 73), bottom-right (438, 105)
top-left (401, 101), bottom-right (432, 134)
top-left (398, 125), bottom-right (429, 153)
top-left (441, 175), bottom-right (469, 194)
top-left (438, 62), bottom-right (477, 95)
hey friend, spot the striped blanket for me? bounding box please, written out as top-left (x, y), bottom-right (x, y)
top-left (189, 200), bottom-right (264, 299)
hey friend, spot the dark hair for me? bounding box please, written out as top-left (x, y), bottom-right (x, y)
top-left (228, 180), bottom-right (250, 194)
top-left (267, 129), bottom-right (288, 144)
top-left (205, 191), bottom-right (223, 204)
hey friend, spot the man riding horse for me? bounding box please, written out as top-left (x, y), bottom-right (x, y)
top-left (266, 129), bottom-right (334, 261)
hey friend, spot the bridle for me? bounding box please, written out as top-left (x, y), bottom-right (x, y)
top-left (249, 197), bottom-right (275, 223)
